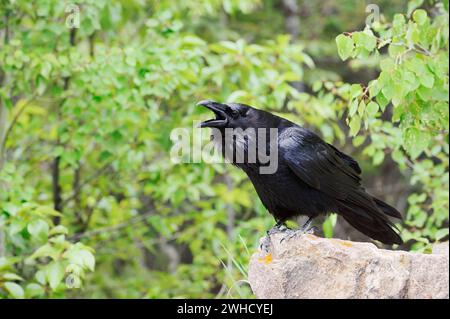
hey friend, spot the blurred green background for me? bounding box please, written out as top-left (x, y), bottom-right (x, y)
top-left (0, 0), bottom-right (448, 298)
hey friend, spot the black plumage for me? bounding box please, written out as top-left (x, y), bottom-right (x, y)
top-left (198, 100), bottom-right (403, 245)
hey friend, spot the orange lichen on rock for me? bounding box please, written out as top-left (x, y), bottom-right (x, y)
top-left (339, 241), bottom-right (353, 248)
top-left (258, 253), bottom-right (273, 264)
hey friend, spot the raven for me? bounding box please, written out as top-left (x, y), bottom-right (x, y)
top-left (198, 100), bottom-right (403, 245)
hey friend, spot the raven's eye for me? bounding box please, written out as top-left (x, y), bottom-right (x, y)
top-left (231, 109), bottom-right (239, 118)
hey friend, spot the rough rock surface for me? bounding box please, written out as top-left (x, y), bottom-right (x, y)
top-left (248, 234), bottom-right (449, 299)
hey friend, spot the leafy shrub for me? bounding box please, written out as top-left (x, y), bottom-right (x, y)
top-left (335, 1), bottom-right (449, 250)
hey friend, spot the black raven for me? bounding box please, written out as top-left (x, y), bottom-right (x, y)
top-left (198, 100), bottom-right (403, 245)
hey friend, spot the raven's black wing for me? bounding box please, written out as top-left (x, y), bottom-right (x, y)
top-left (279, 126), bottom-right (402, 245)
top-left (326, 143), bottom-right (361, 175)
top-left (280, 127), bottom-right (361, 200)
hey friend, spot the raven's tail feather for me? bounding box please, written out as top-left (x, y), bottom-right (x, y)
top-left (372, 196), bottom-right (403, 219)
top-left (337, 197), bottom-right (403, 245)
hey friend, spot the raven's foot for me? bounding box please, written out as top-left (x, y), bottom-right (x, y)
top-left (279, 217), bottom-right (316, 244)
top-left (260, 222), bottom-right (289, 253)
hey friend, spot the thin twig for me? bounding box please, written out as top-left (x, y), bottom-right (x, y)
top-left (1, 95), bottom-right (37, 153)
top-left (61, 162), bottom-right (112, 207)
top-left (69, 210), bottom-right (155, 241)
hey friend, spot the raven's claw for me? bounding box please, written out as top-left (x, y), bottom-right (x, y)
top-left (279, 227), bottom-right (316, 243)
top-left (260, 237), bottom-right (272, 253)
top-left (260, 222), bottom-right (289, 253)
top-left (279, 218), bottom-right (316, 244)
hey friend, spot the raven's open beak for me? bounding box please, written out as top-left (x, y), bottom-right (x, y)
top-left (197, 100), bottom-right (229, 128)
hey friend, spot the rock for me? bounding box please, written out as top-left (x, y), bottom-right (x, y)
top-left (433, 241), bottom-right (449, 256)
top-left (248, 234), bottom-right (449, 299)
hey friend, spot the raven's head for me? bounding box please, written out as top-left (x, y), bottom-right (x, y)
top-left (197, 100), bottom-right (271, 130)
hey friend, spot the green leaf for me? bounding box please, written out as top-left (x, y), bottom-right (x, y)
top-left (350, 84), bottom-right (362, 99)
top-left (393, 14), bottom-right (406, 34)
top-left (28, 244), bottom-right (60, 261)
top-left (393, 14), bottom-right (406, 28)
top-left (312, 81), bottom-right (322, 92)
top-left (2, 273), bottom-right (24, 281)
top-left (373, 151), bottom-right (385, 165)
top-left (413, 9), bottom-right (428, 25)
top-left (0, 256), bottom-right (20, 271)
top-left (388, 43), bottom-right (406, 58)
top-left (357, 100), bottom-right (366, 116)
top-left (322, 214), bottom-right (338, 238)
top-left (45, 262), bottom-right (66, 290)
top-left (65, 274), bottom-right (82, 289)
top-left (353, 136), bottom-right (366, 147)
top-left (391, 84), bottom-right (406, 106)
top-left (353, 31), bottom-right (377, 52)
top-left (49, 225), bottom-right (68, 236)
top-left (25, 283), bottom-right (45, 298)
top-left (368, 80), bottom-right (381, 98)
top-left (376, 92), bottom-right (389, 111)
top-left (336, 34), bottom-right (354, 61)
top-left (80, 250), bottom-right (96, 271)
top-left (27, 219), bottom-right (49, 241)
top-left (403, 127), bottom-right (432, 159)
top-left (66, 263), bottom-right (84, 276)
top-left (348, 99), bottom-right (359, 117)
top-left (2, 203), bottom-right (19, 216)
top-left (382, 83), bottom-right (395, 101)
top-left (366, 101), bottom-right (379, 115)
top-left (380, 59), bottom-right (395, 72)
top-left (391, 149), bottom-right (405, 165)
top-left (64, 248), bottom-right (96, 271)
top-left (181, 35), bottom-right (206, 46)
top-left (435, 228), bottom-right (449, 241)
top-left (35, 270), bottom-right (46, 285)
top-left (392, 104), bottom-right (405, 122)
top-left (420, 73), bottom-right (434, 88)
top-left (349, 115), bottom-right (361, 136)
top-left (407, 0), bottom-right (424, 17)
top-left (4, 282), bottom-right (25, 299)
top-left (40, 61), bottom-right (52, 79)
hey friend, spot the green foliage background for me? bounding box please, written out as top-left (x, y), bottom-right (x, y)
top-left (0, 0), bottom-right (448, 298)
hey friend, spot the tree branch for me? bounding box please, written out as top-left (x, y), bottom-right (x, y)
top-left (3, 10), bottom-right (9, 45)
top-left (0, 10), bottom-right (11, 171)
top-left (52, 28), bottom-right (77, 224)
